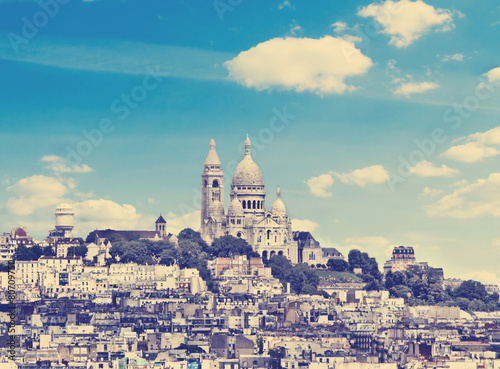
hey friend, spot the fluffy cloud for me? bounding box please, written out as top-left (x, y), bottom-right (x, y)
top-left (306, 174), bottom-right (334, 198)
top-left (6, 175), bottom-right (69, 215)
top-left (455, 271), bottom-right (500, 287)
top-left (41, 155), bottom-right (93, 173)
top-left (409, 160), bottom-right (459, 177)
top-left (426, 173), bottom-right (500, 218)
top-left (331, 21), bottom-right (348, 33)
top-left (291, 219), bottom-right (319, 232)
top-left (394, 81), bottom-right (439, 96)
top-left (442, 142), bottom-right (499, 163)
top-left (333, 165), bottom-right (390, 187)
top-left (164, 210), bottom-right (201, 235)
top-left (278, 0), bottom-right (294, 10)
top-left (484, 67), bottom-right (500, 84)
top-left (422, 187), bottom-right (443, 197)
top-left (440, 53), bottom-right (465, 62)
top-left (358, 0), bottom-right (453, 48)
top-left (224, 36), bottom-right (373, 95)
top-left (441, 127), bottom-right (500, 163)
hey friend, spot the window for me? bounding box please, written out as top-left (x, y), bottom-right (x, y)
top-left (247, 200), bottom-right (251, 209)
top-left (253, 200), bottom-right (256, 209)
top-left (242, 201), bottom-right (246, 209)
top-left (213, 180), bottom-right (219, 188)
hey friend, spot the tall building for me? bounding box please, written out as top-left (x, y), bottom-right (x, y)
top-left (46, 203), bottom-right (80, 257)
top-left (200, 135), bottom-right (297, 262)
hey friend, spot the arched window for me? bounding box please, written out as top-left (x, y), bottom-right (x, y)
top-left (253, 200), bottom-right (256, 209)
top-left (261, 201), bottom-right (264, 209)
top-left (242, 201), bottom-right (246, 209)
top-left (212, 180), bottom-right (219, 188)
top-left (267, 230), bottom-right (271, 240)
top-left (204, 180), bottom-right (207, 188)
top-left (247, 200), bottom-right (251, 209)
top-left (257, 201), bottom-right (260, 209)
top-left (278, 251), bottom-right (283, 256)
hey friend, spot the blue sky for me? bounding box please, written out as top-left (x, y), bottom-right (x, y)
top-left (1, 0), bottom-right (500, 284)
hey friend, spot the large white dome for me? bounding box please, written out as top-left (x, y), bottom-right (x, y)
top-left (231, 135), bottom-right (264, 187)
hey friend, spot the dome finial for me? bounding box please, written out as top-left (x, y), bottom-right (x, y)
top-left (210, 137), bottom-right (216, 149)
top-left (245, 134), bottom-right (251, 157)
top-left (277, 186), bottom-right (281, 198)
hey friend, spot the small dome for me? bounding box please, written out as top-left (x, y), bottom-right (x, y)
top-left (204, 137), bottom-right (221, 166)
top-left (271, 187), bottom-right (287, 216)
top-left (228, 197), bottom-right (244, 217)
top-left (231, 135), bottom-right (264, 186)
top-left (15, 228), bottom-right (27, 237)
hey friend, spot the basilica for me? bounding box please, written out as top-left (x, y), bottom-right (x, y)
top-left (200, 135), bottom-right (298, 263)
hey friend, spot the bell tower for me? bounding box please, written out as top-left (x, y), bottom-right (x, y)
top-left (201, 138), bottom-right (225, 238)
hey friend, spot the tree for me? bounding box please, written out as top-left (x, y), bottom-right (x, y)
top-left (269, 346), bottom-right (286, 359)
top-left (85, 231), bottom-right (97, 244)
top-left (257, 337), bottom-right (264, 355)
top-left (211, 235), bottom-right (259, 258)
top-left (67, 245), bottom-right (87, 258)
top-left (454, 280), bottom-right (488, 302)
top-left (327, 258), bottom-right (349, 272)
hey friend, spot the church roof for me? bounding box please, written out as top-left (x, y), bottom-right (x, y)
top-left (231, 135), bottom-right (264, 187)
top-left (155, 215), bottom-right (166, 224)
top-left (204, 137), bottom-right (221, 166)
top-left (271, 186), bottom-right (287, 216)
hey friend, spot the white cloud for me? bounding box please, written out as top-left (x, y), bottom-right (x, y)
top-left (426, 172), bottom-right (500, 219)
top-left (467, 126), bottom-right (500, 145)
top-left (441, 127), bottom-right (500, 163)
top-left (409, 160), bottom-right (459, 177)
top-left (455, 271), bottom-right (500, 287)
top-left (484, 67), bottom-right (500, 84)
top-left (358, 0), bottom-right (453, 48)
top-left (306, 174), bottom-right (334, 198)
top-left (440, 53), bottom-right (465, 62)
top-left (442, 143), bottom-right (499, 163)
top-left (331, 21), bottom-right (348, 33)
top-left (291, 219), bottom-right (319, 232)
top-left (164, 210), bottom-right (201, 235)
top-left (333, 165), bottom-right (390, 187)
top-left (394, 81), bottom-right (439, 96)
top-left (278, 0), bottom-right (294, 10)
top-left (147, 198), bottom-right (157, 204)
top-left (41, 155), bottom-right (93, 173)
top-left (287, 22), bottom-right (303, 37)
top-left (422, 187), bottom-right (443, 197)
top-left (224, 36), bottom-right (373, 95)
top-left (6, 175), bottom-right (69, 216)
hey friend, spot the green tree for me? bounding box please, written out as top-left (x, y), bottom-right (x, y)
top-left (326, 259), bottom-right (349, 272)
top-left (211, 235), bottom-right (259, 258)
top-left (454, 280), bottom-right (488, 302)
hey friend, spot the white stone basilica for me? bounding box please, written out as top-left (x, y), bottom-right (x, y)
top-left (200, 135), bottom-right (298, 263)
